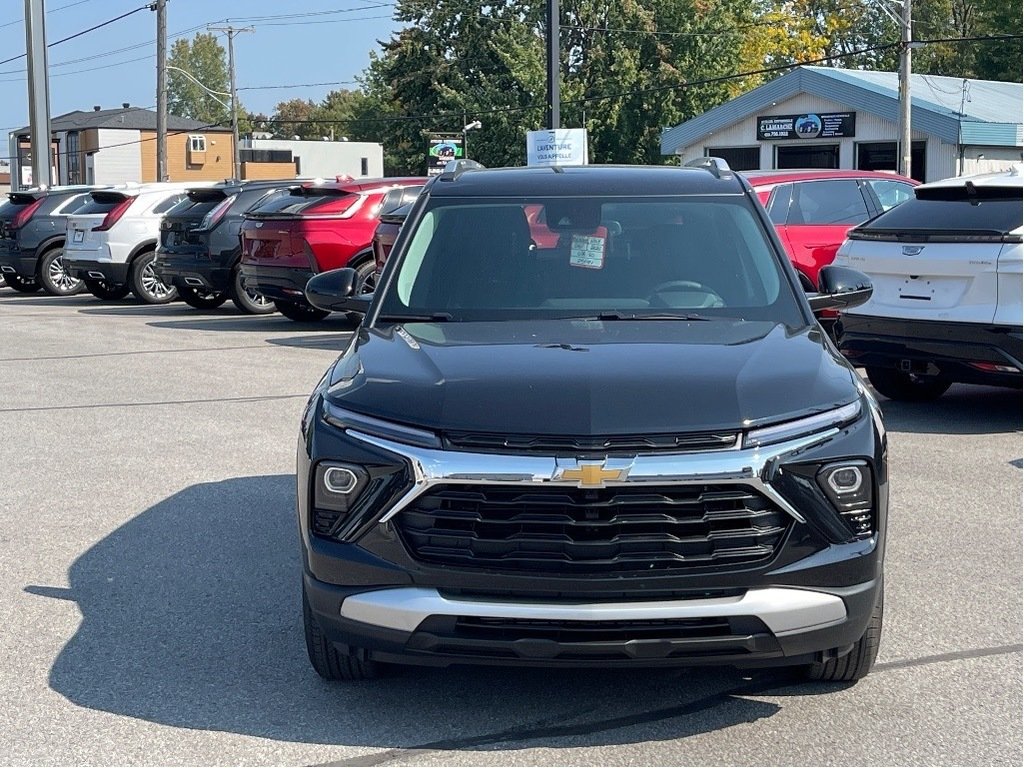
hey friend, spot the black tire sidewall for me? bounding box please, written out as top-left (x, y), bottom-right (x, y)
top-left (130, 252), bottom-right (178, 304)
top-left (179, 286), bottom-right (228, 310)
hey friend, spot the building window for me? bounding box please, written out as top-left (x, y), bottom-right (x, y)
top-left (776, 144), bottom-right (840, 170)
top-left (706, 147), bottom-right (759, 171)
top-left (856, 141), bottom-right (926, 182)
top-left (188, 135), bottom-right (207, 153)
top-left (66, 131), bottom-right (80, 184)
top-left (360, 157), bottom-right (369, 176)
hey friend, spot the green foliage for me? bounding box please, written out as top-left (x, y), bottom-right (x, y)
top-left (166, 33), bottom-right (236, 126)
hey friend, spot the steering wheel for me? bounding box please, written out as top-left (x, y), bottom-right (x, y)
top-left (646, 280), bottom-right (725, 308)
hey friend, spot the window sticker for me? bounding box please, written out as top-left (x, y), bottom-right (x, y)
top-left (569, 233), bottom-right (606, 269)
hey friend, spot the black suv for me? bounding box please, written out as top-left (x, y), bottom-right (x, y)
top-left (0, 186), bottom-right (100, 295)
top-left (296, 163), bottom-right (886, 684)
top-left (153, 179), bottom-right (299, 313)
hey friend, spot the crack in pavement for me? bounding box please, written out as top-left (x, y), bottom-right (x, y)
top-left (317, 642), bottom-right (1024, 767)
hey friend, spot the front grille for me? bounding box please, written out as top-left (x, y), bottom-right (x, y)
top-left (443, 431), bottom-right (738, 454)
top-left (396, 484), bottom-right (789, 574)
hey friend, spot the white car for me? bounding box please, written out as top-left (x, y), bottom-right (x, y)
top-left (64, 182), bottom-right (214, 304)
top-left (834, 167), bottom-right (1023, 400)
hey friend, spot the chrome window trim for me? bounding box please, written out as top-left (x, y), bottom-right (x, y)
top-left (346, 424), bottom-right (849, 527)
top-left (339, 585), bottom-right (849, 637)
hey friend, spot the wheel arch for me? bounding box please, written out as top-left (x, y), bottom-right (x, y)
top-left (33, 235), bottom-right (66, 260)
top-left (127, 239), bottom-right (158, 266)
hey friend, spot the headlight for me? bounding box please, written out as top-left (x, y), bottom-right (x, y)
top-left (816, 460), bottom-right (873, 537)
top-left (743, 401), bottom-right (861, 449)
top-left (322, 401), bottom-right (440, 448)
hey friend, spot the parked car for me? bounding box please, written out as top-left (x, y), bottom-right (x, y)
top-left (238, 176), bottom-right (426, 321)
top-left (153, 179), bottom-right (303, 314)
top-left (834, 167), bottom-right (1023, 400)
top-left (742, 169), bottom-right (917, 290)
top-left (0, 185), bottom-right (102, 295)
top-left (296, 163), bottom-right (886, 684)
top-left (63, 182), bottom-right (212, 303)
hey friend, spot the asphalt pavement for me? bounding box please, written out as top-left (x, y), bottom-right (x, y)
top-left (0, 289), bottom-right (1020, 766)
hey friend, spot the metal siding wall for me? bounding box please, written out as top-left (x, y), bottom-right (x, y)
top-left (94, 128), bottom-right (141, 184)
top-left (241, 140), bottom-right (384, 178)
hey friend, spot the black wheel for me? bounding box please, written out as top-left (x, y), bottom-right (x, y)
top-left (3, 274), bottom-right (41, 293)
top-left (230, 268), bottom-right (275, 314)
top-left (274, 299), bottom-right (329, 322)
top-left (179, 285), bottom-right (228, 310)
top-left (303, 584), bottom-right (380, 681)
top-left (353, 258), bottom-right (378, 295)
top-left (806, 584), bottom-right (883, 683)
top-left (865, 366), bottom-right (952, 402)
top-left (130, 251), bottom-right (178, 304)
top-left (84, 278), bottom-right (130, 300)
top-left (37, 246), bottom-right (84, 296)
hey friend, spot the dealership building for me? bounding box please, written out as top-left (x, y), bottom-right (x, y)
top-left (661, 66), bottom-right (1023, 182)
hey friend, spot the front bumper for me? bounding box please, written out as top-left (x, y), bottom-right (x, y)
top-left (64, 258), bottom-right (129, 285)
top-left (299, 395), bottom-right (888, 670)
top-left (838, 314), bottom-right (1023, 387)
top-left (154, 248), bottom-right (231, 292)
top-left (238, 263), bottom-right (312, 304)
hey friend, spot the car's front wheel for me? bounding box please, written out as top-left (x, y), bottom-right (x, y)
top-left (130, 252), bottom-right (178, 304)
top-left (303, 584), bottom-right (380, 681)
top-left (865, 366), bottom-right (952, 402)
top-left (3, 274), bottom-right (40, 293)
top-left (38, 247), bottom-right (84, 296)
top-left (179, 286), bottom-right (228, 310)
top-left (806, 584), bottom-right (883, 683)
top-left (274, 299), bottom-right (329, 322)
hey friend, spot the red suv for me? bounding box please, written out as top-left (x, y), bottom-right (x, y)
top-left (239, 176), bottom-right (425, 321)
top-left (743, 170), bottom-right (918, 290)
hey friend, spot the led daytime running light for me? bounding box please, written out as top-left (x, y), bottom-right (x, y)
top-left (744, 401), bottom-right (861, 449)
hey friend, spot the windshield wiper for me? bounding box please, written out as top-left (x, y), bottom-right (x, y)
top-left (377, 312), bottom-right (454, 323)
top-left (569, 311), bottom-right (734, 322)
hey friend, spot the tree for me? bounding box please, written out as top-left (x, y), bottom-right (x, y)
top-left (166, 32), bottom-right (234, 126)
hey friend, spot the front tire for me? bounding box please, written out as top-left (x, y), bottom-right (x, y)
top-left (303, 584), bottom-right (380, 681)
top-left (38, 247), bottom-right (84, 296)
top-left (130, 251), bottom-right (178, 304)
top-left (230, 268), bottom-right (275, 314)
top-left (4, 274), bottom-right (40, 293)
top-left (84, 278), bottom-right (130, 300)
top-left (274, 299), bottom-right (329, 322)
top-left (865, 366), bottom-right (951, 402)
top-left (806, 584), bottom-right (883, 683)
top-left (179, 285), bottom-right (228, 310)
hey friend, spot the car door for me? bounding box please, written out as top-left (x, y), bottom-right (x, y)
top-left (783, 179), bottom-right (872, 286)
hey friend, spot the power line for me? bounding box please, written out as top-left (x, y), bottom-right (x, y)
top-left (238, 80), bottom-right (359, 91)
top-left (222, 3), bottom-right (394, 24)
top-left (0, 4), bottom-right (150, 68)
top-left (0, 0), bottom-right (94, 31)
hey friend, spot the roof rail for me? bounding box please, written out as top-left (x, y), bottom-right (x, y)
top-left (684, 156), bottom-right (733, 179)
top-left (439, 159), bottom-right (486, 182)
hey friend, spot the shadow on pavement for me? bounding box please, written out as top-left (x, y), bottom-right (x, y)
top-left (875, 383), bottom-right (1022, 436)
top-left (34, 475), bottom-right (830, 751)
top-left (147, 316), bottom-right (358, 335)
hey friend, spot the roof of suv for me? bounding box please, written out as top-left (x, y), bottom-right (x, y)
top-left (741, 169), bottom-right (917, 186)
top-left (918, 166), bottom-right (1023, 190)
top-left (428, 165), bottom-right (744, 197)
top-left (300, 176), bottom-right (426, 193)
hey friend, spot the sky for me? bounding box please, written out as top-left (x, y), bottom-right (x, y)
top-left (0, 0), bottom-right (404, 134)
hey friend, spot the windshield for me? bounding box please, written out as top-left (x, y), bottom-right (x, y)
top-left (376, 196), bottom-right (804, 325)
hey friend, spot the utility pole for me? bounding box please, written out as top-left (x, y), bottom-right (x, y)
top-left (154, 0), bottom-right (168, 181)
top-left (545, 0), bottom-right (560, 130)
top-left (24, 0), bottom-right (52, 188)
top-left (207, 25), bottom-right (252, 180)
top-left (898, 0), bottom-right (912, 178)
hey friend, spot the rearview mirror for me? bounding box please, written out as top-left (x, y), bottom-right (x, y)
top-left (305, 268), bottom-right (372, 314)
top-left (807, 265), bottom-right (873, 313)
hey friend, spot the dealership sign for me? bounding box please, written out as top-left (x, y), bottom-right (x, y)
top-left (526, 128), bottom-right (589, 167)
top-left (756, 112), bottom-right (856, 140)
top-left (426, 133), bottom-right (465, 177)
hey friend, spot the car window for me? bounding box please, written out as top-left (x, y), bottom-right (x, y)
top-left (766, 184), bottom-right (792, 225)
top-left (75, 193), bottom-right (132, 215)
top-left (867, 179), bottom-right (915, 212)
top-left (858, 187), bottom-right (1023, 235)
top-left (380, 186), bottom-right (423, 215)
top-left (167, 195), bottom-right (221, 218)
top-left (57, 193), bottom-right (95, 215)
top-left (152, 193), bottom-right (187, 214)
top-left (382, 196), bottom-right (803, 325)
top-left (789, 180), bottom-right (869, 226)
top-left (247, 188), bottom-right (355, 216)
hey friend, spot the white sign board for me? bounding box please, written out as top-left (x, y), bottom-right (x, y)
top-left (526, 129), bottom-right (588, 167)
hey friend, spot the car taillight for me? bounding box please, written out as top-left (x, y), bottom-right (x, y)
top-left (93, 197), bottom-right (134, 232)
top-left (11, 198), bottom-right (44, 229)
top-left (200, 196), bottom-right (234, 230)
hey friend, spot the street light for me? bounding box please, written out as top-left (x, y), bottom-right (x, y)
top-left (165, 65), bottom-right (231, 110)
top-left (463, 120), bottom-right (482, 161)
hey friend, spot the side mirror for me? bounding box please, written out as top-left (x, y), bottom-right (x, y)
top-left (807, 265), bottom-right (873, 312)
top-left (305, 268), bottom-right (372, 314)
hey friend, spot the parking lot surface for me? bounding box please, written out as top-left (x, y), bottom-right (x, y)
top-left (0, 290), bottom-right (1021, 767)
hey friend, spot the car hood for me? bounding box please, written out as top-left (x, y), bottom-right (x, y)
top-left (325, 319), bottom-right (860, 435)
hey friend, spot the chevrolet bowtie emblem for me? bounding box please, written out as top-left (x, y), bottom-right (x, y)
top-left (556, 460), bottom-right (631, 488)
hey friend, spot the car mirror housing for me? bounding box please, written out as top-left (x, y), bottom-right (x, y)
top-left (305, 268), bottom-right (372, 314)
top-left (807, 265), bottom-right (873, 313)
